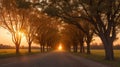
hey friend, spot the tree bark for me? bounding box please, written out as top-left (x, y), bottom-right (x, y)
top-left (28, 42), bottom-right (32, 53)
top-left (16, 44), bottom-right (20, 54)
top-left (86, 40), bottom-right (91, 54)
top-left (100, 36), bottom-right (114, 60)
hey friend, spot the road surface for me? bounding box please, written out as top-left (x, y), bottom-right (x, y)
top-left (0, 51), bottom-right (108, 67)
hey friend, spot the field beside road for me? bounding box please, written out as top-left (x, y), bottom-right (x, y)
top-left (0, 51), bottom-right (107, 67)
top-left (73, 50), bottom-right (120, 67)
top-left (0, 49), bottom-right (119, 67)
top-left (0, 49), bottom-right (40, 59)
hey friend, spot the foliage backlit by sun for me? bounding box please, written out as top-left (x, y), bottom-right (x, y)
top-left (18, 31), bottom-right (24, 37)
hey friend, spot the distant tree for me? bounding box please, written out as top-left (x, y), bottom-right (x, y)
top-left (33, 14), bottom-right (60, 52)
top-left (83, 21), bottom-right (95, 54)
top-left (45, 26), bottom-right (60, 50)
top-left (61, 24), bottom-right (85, 53)
top-left (23, 10), bottom-right (41, 53)
top-left (78, 29), bottom-right (85, 53)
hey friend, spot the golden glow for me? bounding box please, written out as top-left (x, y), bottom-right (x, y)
top-left (0, 27), bottom-right (120, 47)
top-left (58, 44), bottom-right (62, 50)
top-left (18, 31), bottom-right (24, 37)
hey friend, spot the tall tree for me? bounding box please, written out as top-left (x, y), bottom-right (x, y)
top-left (35, 0), bottom-right (95, 54)
top-left (23, 10), bottom-right (40, 53)
top-left (0, 0), bottom-right (26, 54)
top-left (38, 0), bottom-right (120, 60)
top-left (10, 0), bottom-right (120, 60)
top-left (79, 0), bottom-right (120, 60)
top-left (34, 13), bottom-right (60, 52)
top-left (82, 21), bottom-right (94, 54)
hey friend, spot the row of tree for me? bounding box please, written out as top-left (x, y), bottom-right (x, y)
top-left (0, 0), bottom-right (60, 54)
top-left (61, 23), bottom-right (93, 54)
top-left (21, 0), bottom-right (120, 60)
top-left (0, 0), bottom-right (119, 61)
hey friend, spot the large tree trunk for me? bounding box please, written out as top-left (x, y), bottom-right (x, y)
top-left (15, 44), bottom-right (20, 54)
top-left (100, 36), bottom-right (114, 60)
top-left (86, 35), bottom-right (92, 54)
top-left (28, 42), bottom-right (32, 53)
top-left (86, 40), bottom-right (91, 54)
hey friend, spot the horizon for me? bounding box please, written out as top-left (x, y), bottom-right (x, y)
top-left (0, 27), bottom-right (120, 47)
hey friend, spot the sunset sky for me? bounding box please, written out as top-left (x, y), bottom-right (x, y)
top-left (0, 27), bottom-right (29, 47)
top-left (0, 27), bottom-right (40, 47)
top-left (0, 27), bottom-right (120, 47)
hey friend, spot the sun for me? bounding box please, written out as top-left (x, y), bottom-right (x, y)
top-left (18, 31), bottom-right (24, 37)
top-left (58, 44), bottom-right (62, 50)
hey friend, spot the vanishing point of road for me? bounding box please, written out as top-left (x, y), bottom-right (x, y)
top-left (0, 51), bottom-right (108, 67)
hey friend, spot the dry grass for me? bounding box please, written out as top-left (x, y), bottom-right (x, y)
top-left (0, 49), bottom-right (40, 59)
top-left (73, 50), bottom-right (120, 67)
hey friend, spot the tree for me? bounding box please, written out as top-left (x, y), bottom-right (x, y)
top-left (9, 0), bottom-right (120, 60)
top-left (45, 26), bottom-right (60, 50)
top-left (33, 0), bottom-right (95, 54)
top-left (79, 0), bottom-right (120, 60)
top-left (23, 10), bottom-right (40, 53)
top-left (33, 13), bottom-right (60, 52)
top-left (38, 0), bottom-right (120, 60)
top-left (0, 0), bottom-right (26, 54)
top-left (24, 10), bottom-right (39, 53)
top-left (83, 21), bottom-right (94, 54)
top-left (61, 24), bottom-right (85, 53)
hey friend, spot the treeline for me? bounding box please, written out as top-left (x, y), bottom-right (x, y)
top-left (1, 43), bottom-right (120, 49)
top-left (0, 0), bottom-right (60, 54)
top-left (0, 0), bottom-right (119, 61)
top-left (0, 44), bottom-right (40, 49)
top-left (34, 0), bottom-right (120, 60)
top-left (0, 44), bottom-right (14, 49)
top-left (90, 44), bottom-right (120, 50)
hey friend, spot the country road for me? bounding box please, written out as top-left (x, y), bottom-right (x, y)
top-left (0, 51), bottom-right (108, 67)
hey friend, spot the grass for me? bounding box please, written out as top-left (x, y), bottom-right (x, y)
top-left (73, 50), bottom-right (120, 67)
top-left (0, 49), bottom-right (40, 59)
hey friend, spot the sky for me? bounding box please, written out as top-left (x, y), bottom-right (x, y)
top-left (92, 33), bottom-right (120, 45)
top-left (0, 27), bottom-right (120, 47)
top-left (0, 27), bottom-right (38, 47)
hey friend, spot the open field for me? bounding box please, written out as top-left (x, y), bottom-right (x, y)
top-left (73, 50), bottom-right (120, 67)
top-left (0, 49), bottom-right (40, 59)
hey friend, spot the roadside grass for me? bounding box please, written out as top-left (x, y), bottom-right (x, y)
top-left (0, 49), bottom-right (40, 59)
top-left (73, 50), bottom-right (120, 67)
